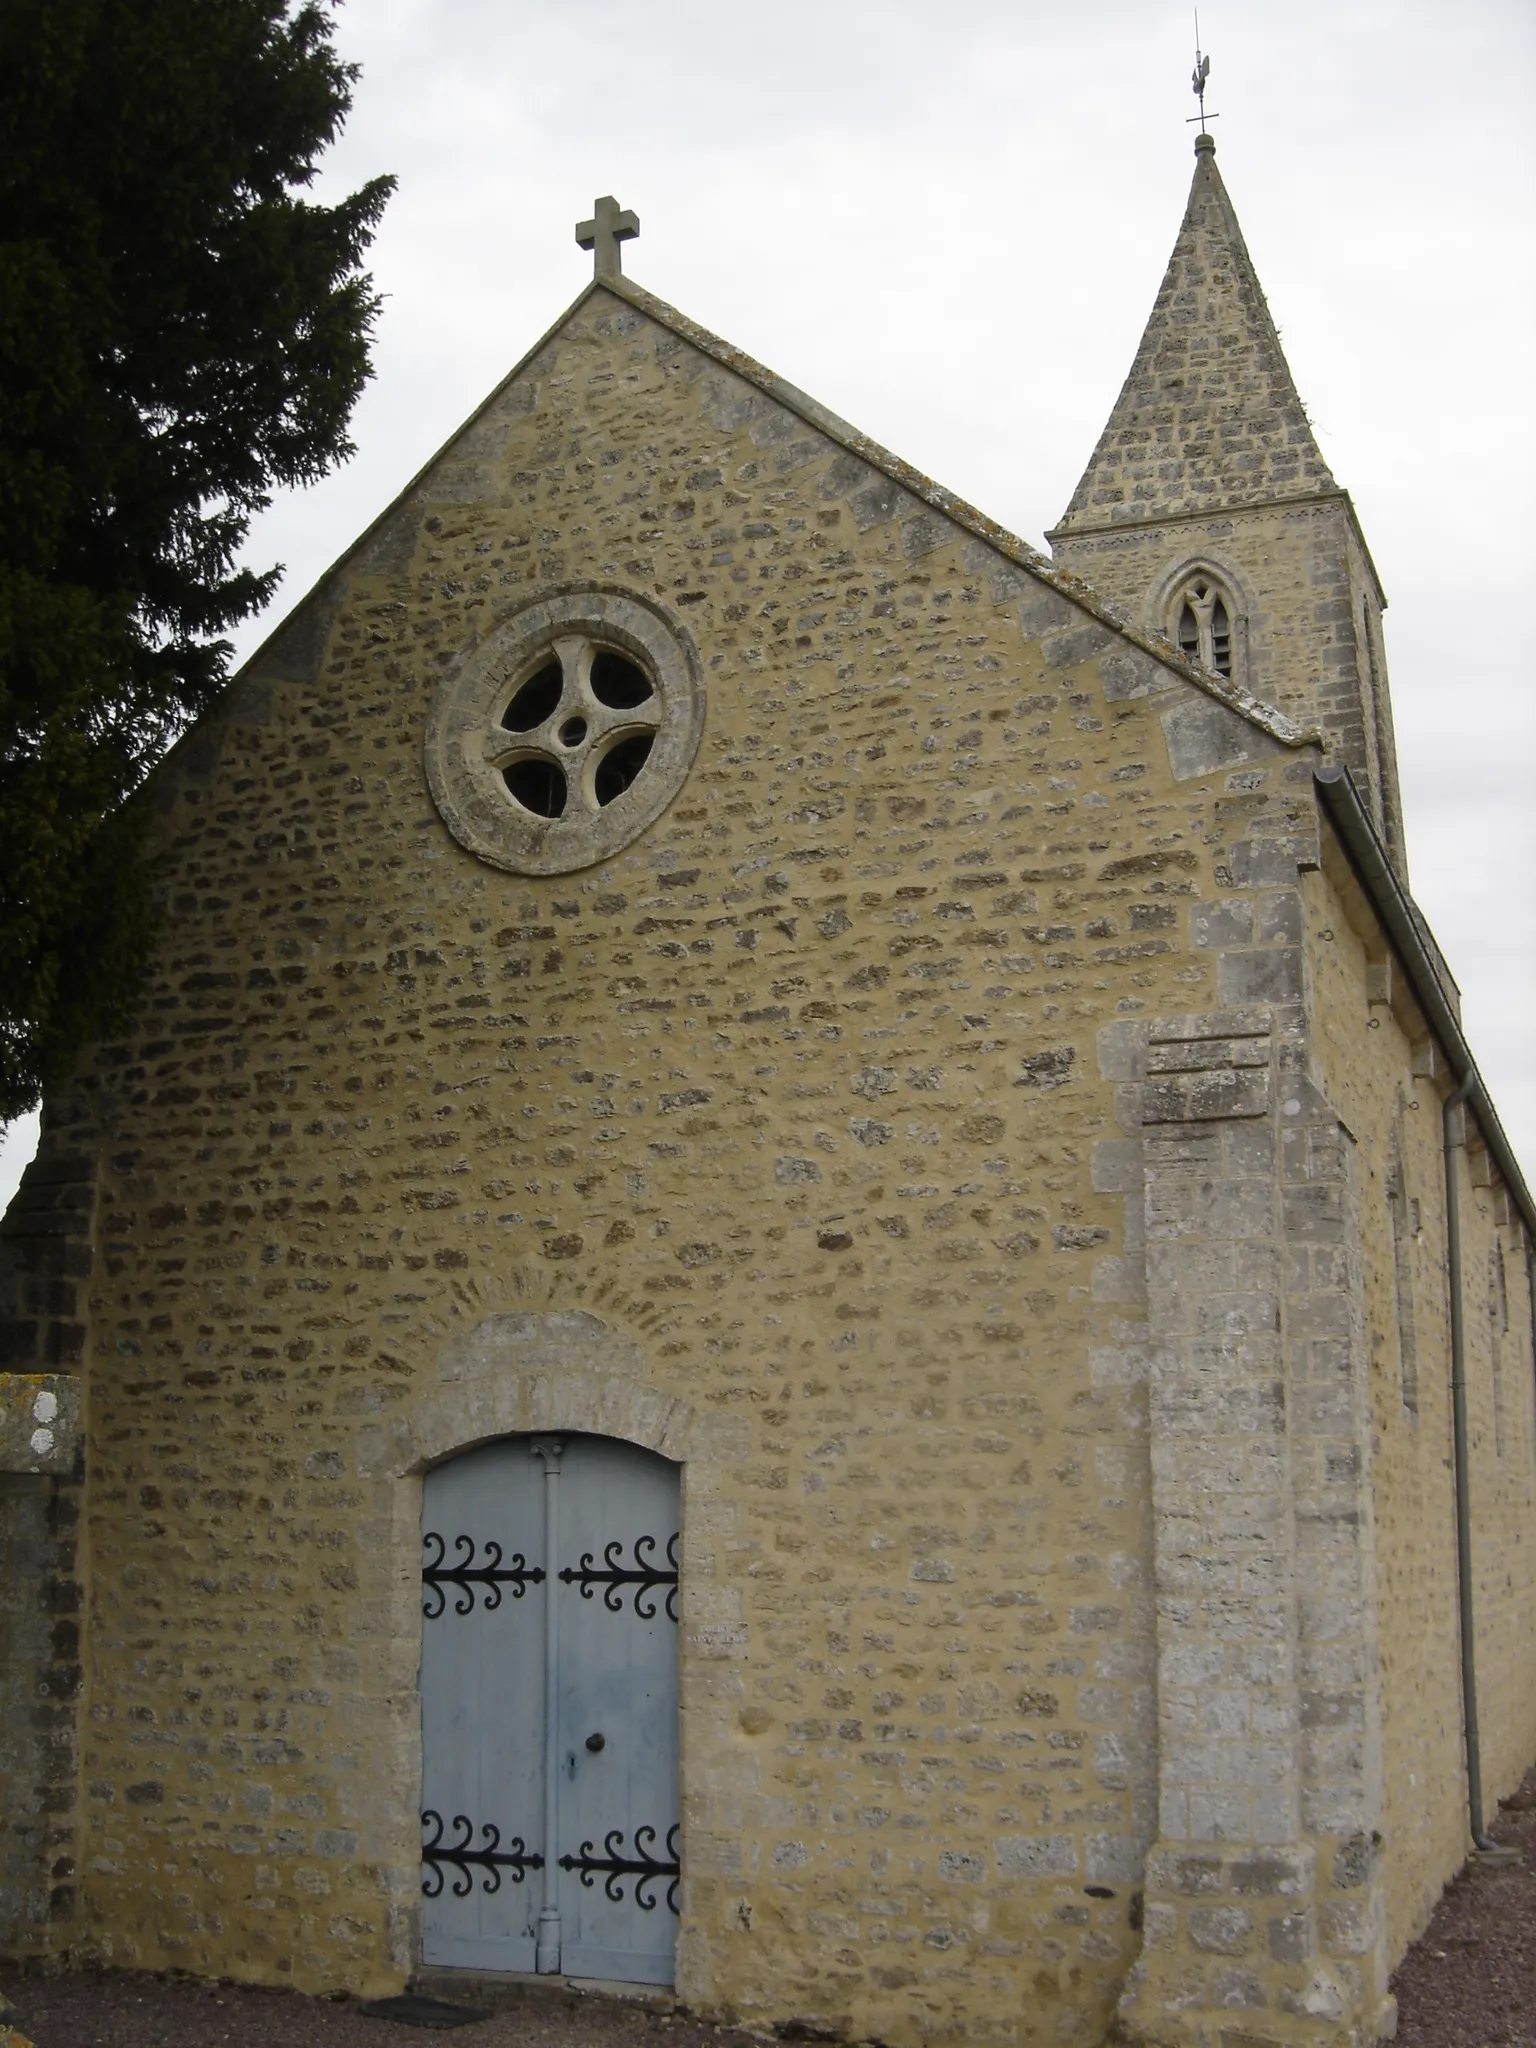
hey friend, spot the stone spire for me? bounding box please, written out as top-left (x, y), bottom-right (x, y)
top-left (1053, 132), bottom-right (1336, 533)
top-left (1048, 132), bottom-right (1408, 871)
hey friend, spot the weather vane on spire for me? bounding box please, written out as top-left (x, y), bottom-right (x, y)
top-left (1187, 13), bottom-right (1219, 134)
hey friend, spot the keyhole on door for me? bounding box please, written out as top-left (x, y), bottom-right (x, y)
top-left (585, 1731), bottom-right (606, 1753)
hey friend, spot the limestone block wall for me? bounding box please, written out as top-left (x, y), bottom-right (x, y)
top-left (1303, 844), bottom-right (1536, 1964)
top-left (3, 287), bottom-right (1340, 2046)
top-left (1099, 784), bottom-right (1398, 2048)
top-left (8, 279), bottom-right (1518, 2048)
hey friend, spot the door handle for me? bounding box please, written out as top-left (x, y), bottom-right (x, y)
top-left (585, 1731), bottom-right (606, 1753)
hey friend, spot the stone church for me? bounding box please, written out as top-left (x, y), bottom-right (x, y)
top-left (2, 133), bottom-right (1533, 2048)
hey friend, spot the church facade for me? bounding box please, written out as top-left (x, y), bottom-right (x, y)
top-left (2, 137), bottom-right (1533, 2048)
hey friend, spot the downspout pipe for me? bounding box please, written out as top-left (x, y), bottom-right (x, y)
top-left (1443, 1058), bottom-right (1499, 1852)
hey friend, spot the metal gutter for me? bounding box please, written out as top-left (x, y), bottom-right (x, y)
top-left (1313, 762), bottom-right (1535, 1236)
top-left (1441, 1067), bottom-right (1500, 1852)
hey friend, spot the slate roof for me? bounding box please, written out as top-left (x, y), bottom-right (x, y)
top-left (1051, 134), bottom-right (1336, 535)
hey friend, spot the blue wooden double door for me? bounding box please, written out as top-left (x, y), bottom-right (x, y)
top-left (419, 1434), bottom-right (680, 1984)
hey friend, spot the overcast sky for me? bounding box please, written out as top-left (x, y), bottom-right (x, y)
top-left (3, 0), bottom-right (1532, 1207)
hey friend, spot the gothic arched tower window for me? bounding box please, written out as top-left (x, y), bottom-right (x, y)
top-left (1170, 575), bottom-right (1235, 679)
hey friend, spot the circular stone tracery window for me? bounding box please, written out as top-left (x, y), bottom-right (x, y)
top-left (424, 589), bottom-right (706, 875)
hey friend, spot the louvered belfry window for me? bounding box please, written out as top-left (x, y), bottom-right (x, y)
top-left (1172, 576), bottom-right (1235, 680)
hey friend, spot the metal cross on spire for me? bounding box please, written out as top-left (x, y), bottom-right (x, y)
top-left (1187, 13), bottom-right (1219, 134)
top-left (575, 195), bottom-right (639, 281)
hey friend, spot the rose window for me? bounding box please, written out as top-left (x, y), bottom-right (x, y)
top-left (494, 639), bottom-right (660, 821)
top-left (425, 588), bottom-right (705, 876)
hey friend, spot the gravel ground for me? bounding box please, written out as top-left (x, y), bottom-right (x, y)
top-left (1389, 1758), bottom-right (1536, 2048)
top-left (3, 1771), bottom-right (1533, 2048)
top-left (0, 1976), bottom-right (764, 2048)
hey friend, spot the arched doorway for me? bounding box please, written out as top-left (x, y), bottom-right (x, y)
top-left (419, 1433), bottom-right (680, 1985)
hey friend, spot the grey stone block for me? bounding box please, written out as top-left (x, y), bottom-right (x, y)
top-left (1218, 949), bottom-right (1305, 1006)
top-left (1257, 891), bottom-right (1305, 945)
top-left (1191, 899), bottom-right (1256, 949)
top-left (1085, 1832), bottom-right (1149, 1883)
top-left (1143, 1068), bottom-right (1271, 1124)
top-left (1098, 1019), bottom-right (1148, 1081)
top-left (774, 1157), bottom-right (822, 1185)
top-left (995, 1833), bottom-right (1078, 1877)
top-left (1045, 622), bottom-right (1116, 669)
top-left (851, 475), bottom-right (911, 532)
top-left (1161, 697), bottom-right (1282, 781)
top-left (1147, 1038), bottom-right (1270, 1075)
top-left (1149, 1007), bottom-right (1271, 1044)
top-left (1016, 589), bottom-right (1075, 637)
top-left (355, 507), bottom-right (421, 577)
top-left (1281, 1185), bottom-right (1345, 1243)
top-left (1229, 839), bottom-right (1305, 888)
top-left (1102, 647), bottom-right (1171, 701)
top-left (902, 512), bottom-right (951, 558)
top-left (1190, 1904), bottom-right (1254, 1954)
top-left (1092, 1139), bottom-right (1143, 1193)
top-left (1093, 1257), bottom-right (1148, 1306)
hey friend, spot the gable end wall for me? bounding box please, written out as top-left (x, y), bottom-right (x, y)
top-left (3, 287), bottom-right (1526, 2048)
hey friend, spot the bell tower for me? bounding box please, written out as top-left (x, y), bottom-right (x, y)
top-left (1048, 131), bottom-right (1406, 868)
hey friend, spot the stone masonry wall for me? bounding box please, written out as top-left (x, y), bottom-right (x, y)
top-left (37, 286), bottom-right (1338, 2047)
top-left (0, 1096), bottom-right (98, 1960)
top-left (1303, 845), bottom-right (1536, 1965)
top-left (1097, 784), bottom-right (1401, 2048)
top-left (1050, 497), bottom-right (1400, 862)
top-left (16, 279), bottom-right (1515, 2048)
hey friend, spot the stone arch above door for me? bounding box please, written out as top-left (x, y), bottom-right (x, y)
top-left (355, 1310), bottom-right (734, 1483)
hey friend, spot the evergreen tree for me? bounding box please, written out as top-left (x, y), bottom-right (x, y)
top-left (0, 0), bottom-right (393, 1118)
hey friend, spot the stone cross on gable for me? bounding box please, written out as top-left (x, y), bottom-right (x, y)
top-left (575, 196), bottom-right (639, 281)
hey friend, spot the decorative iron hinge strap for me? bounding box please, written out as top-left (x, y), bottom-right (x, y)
top-left (559, 1823), bottom-right (681, 1912)
top-left (558, 1532), bottom-right (679, 1619)
top-left (422, 1531), bottom-right (546, 1617)
top-left (420, 1810), bottom-right (544, 1896)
